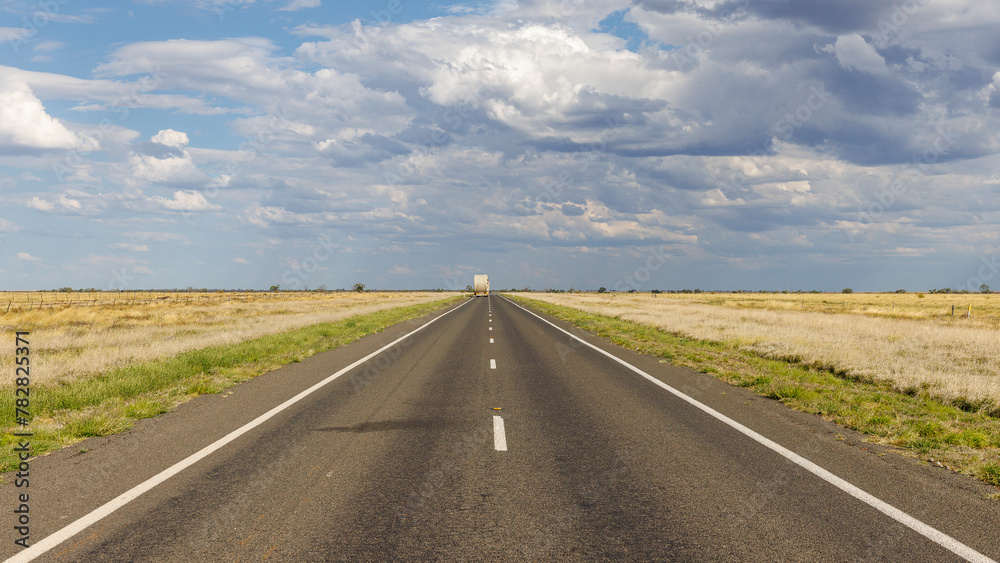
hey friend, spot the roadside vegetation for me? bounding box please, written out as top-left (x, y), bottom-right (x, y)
top-left (508, 293), bottom-right (1000, 491)
top-left (0, 293), bottom-right (462, 472)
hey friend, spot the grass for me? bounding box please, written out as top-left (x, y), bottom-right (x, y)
top-left (0, 295), bottom-right (463, 472)
top-left (0, 291), bottom-right (457, 387)
top-left (507, 294), bottom-right (1000, 491)
top-left (686, 291), bottom-right (1000, 327)
top-left (520, 292), bottom-right (1000, 414)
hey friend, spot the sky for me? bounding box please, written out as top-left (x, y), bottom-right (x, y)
top-left (1, 0), bottom-right (999, 292)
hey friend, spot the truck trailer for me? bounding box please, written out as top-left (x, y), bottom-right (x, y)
top-left (473, 274), bottom-right (490, 296)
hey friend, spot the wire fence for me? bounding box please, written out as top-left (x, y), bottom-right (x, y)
top-left (0, 292), bottom-right (291, 313)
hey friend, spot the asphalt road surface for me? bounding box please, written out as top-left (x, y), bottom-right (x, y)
top-left (4, 295), bottom-right (999, 561)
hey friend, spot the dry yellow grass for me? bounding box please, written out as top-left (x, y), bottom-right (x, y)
top-left (521, 292), bottom-right (1000, 409)
top-left (687, 292), bottom-right (1000, 327)
top-left (0, 291), bottom-right (458, 387)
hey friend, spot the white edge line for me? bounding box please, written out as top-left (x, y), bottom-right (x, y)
top-left (493, 415), bottom-right (507, 451)
top-left (6, 298), bottom-right (474, 563)
top-left (500, 296), bottom-right (994, 563)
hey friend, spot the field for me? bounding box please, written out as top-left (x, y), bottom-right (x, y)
top-left (519, 292), bottom-right (1000, 410)
top-left (0, 291), bottom-right (462, 470)
top-left (689, 291), bottom-right (1000, 327)
top-left (0, 291), bottom-right (455, 387)
top-left (510, 292), bottom-right (1000, 487)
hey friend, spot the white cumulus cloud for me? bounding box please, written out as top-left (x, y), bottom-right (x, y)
top-left (0, 82), bottom-right (88, 150)
top-left (26, 197), bottom-right (54, 211)
top-left (151, 129), bottom-right (190, 148)
top-left (151, 190), bottom-right (220, 211)
top-left (130, 153), bottom-right (203, 184)
top-left (827, 34), bottom-right (888, 74)
top-left (16, 252), bottom-right (41, 262)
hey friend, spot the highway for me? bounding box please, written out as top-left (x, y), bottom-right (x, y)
top-left (4, 295), bottom-right (999, 561)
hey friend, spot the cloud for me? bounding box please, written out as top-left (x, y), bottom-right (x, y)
top-left (151, 190), bottom-right (221, 212)
top-left (388, 265), bottom-right (411, 274)
top-left (824, 34), bottom-right (888, 74)
top-left (129, 130), bottom-right (206, 186)
top-left (34, 41), bottom-right (65, 52)
top-left (277, 0), bottom-right (319, 10)
top-left (0, 219), bottom-right (21, 233)
top-left (130, 152), bottom-right (204, 184)
top-left (16, 252), bottom-right (41, 262)
top-left (109, 243), bottom-right (150, 251)
top-left (0, 82), bottom-right (89, 150)
top-left (59, 195), bottom-right (82, 210)
top-left (233, 257), bottom-right (250, 264)
top-left (151, 129), bottom-right (189, 148)
top-left (0, 27), bottom-right (30, 42)
top-left (26, 197), bottom-right (55, 211)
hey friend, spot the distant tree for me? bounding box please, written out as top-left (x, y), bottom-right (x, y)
top-left (58, 287), bottom-right (74, 292)
top-left (353, 282), bottom-right (366, 292)
top-left (842, 288), bottom-right (853, 293)
top-left (895, 289), bottom-right (906, 293)
top-left (269, 284), bottom-right (280, 291)
top-left (651, 289), bottom-right (661, 294)
top-left (597, 287), bottom-right (607, 293)
top-left (980, 284), bottom-right (990, 293)
top-left (317, 284), bottom-right (327, 292)
top-left (465, 284), bottom-right (474, 292)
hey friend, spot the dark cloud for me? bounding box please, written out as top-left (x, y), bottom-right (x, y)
top-left (743, 0), bottom-right (895, 34)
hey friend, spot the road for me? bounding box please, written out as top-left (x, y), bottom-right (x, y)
top-left (4, 295), bottom-right (999, 561)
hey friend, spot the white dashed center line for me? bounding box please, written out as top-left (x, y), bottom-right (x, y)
top-left (490, 338), bottom-right (494, 343)
top-left (493, 416), bottom-right (507, 451)
top-left (490, 359), bottom-right (496, 369)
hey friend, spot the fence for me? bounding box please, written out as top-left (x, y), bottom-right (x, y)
top-left (0, 292), bottom-right (288, 313)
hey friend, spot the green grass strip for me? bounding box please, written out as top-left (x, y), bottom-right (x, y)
top-left (1, 296), bottom-right (464, 472)
top-left (508, 295), bottom-right (1000, 490)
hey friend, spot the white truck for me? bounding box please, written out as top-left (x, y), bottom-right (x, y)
top-left (473, 274), bottom-right (490, 296)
